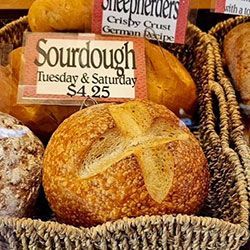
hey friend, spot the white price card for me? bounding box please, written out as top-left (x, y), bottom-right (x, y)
top-left (92, 0), bottom-right (191, 44)
top-left (18, 33), bottom-right (147, 105)
top-left (215, 0), bottom-right (250, 16)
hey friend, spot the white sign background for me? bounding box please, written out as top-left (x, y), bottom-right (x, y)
top-left (224, 0), bottom-right (250, 15)
top-left (36, 39), bottom-right (136, 99)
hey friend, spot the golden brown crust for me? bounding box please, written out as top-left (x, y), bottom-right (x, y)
top-left (28, 0), bottom-right (92, 32)
top-left (224, 23), bottom-right (250, 105)
top-left (43, 100), bottom-right (209, 227)
top-left (0, 66), bottom-right (78, 140)
top-left (0, 66), bottom-right (16, 114)
top-left (145, 41), bottom-right (197, 116)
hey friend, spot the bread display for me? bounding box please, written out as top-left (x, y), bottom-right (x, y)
top-left (2, 4), bottom-right (250, 250)
top-left (27, 0), bottom-right (197, 116)
top-left (0, 65), bottom-right (78, 141)
top-left (1, 0), bottom-right (205, 228)
top-left (43, 100), bottom-right (209, 226)
top-left (0, 112), bottom-right (44, 217)
top-left (224, 23), bottom-right (250, 106)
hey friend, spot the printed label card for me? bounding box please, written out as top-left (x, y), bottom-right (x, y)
top-left (92, 0), bottom-right (191, 44)
top-left (19, 32), bottom-right (147, 105)
top-left (215, 0), bottom-right (250, 16)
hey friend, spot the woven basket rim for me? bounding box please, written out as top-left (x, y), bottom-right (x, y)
top-left (0, 16), bottom-right (28, 34)
top-left (208, 15), bottom-right (250, 36)
top-left (208, 16), bottom-right (250, 159)
top-left (0, 213), bottom-right (248, 239)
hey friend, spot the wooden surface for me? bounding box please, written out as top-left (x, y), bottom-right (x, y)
top-left (0, 0), bottom-right (213, 10)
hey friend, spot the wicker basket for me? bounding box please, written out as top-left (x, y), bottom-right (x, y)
top-left (0, 17), bottom-right (249, 249)
top-left (209, 16), bottom-right (250, 206)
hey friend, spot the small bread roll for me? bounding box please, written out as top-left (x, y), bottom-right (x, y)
top-left (0, 112), bottom-right (44, 217)
top-left (28, 0), bottom-right (92, 32)
top-left (224, 23), bottom-right (250, 106)
top-left (43, 100), bottom-right (209, 227)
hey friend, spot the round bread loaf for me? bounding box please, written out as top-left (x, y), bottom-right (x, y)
top-left (0, 112), bottom-right (44, 217)
top-left (43, 100), bottom-right (209, 227)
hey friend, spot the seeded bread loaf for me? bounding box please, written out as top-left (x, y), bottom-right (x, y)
top-left (0, 112), bottom-right (44, 217)
top-left (43, 100), bottom-right (209, 227)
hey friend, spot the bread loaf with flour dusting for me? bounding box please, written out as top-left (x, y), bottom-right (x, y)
top-left (43, 100), bottom-right (209, 227)
top-left (0, 112), bottom-right (44, 217)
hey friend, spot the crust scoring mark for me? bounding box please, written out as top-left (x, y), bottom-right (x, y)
top-left (80, 101), bottom-right (189, 203)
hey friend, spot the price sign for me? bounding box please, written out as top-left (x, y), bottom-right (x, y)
top-left (92, 0), bottom-right (191, 44)
top-left (18, 33), bottom-right (147, 105)
top-left (215, 0), bottom-right (250, 16)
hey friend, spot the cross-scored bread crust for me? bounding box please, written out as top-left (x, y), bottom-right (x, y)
top-left (43, 100), bottom-right (209, 227)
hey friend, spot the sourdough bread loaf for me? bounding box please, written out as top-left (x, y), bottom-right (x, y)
top-left (43, 100), bottom-right (209, 227)
top-left (145, 41), bottom-right (197, 115)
